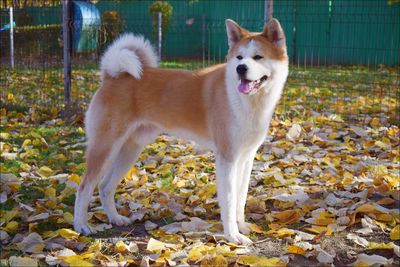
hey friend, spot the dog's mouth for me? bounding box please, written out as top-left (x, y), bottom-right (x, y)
top-left (238, 75), bottom-right (268, 95)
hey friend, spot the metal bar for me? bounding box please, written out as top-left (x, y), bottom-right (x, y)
top-left (264, 0), bottom-right (273, 23)
top-left (9, 7), bottom-right (14, 69)
top-left (157, 11), bottom-right (162, 60)
top-left (62, 0), bottom-right (71, 114)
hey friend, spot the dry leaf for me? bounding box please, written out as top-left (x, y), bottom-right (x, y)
top-left (17, 232), bottom-right (45, 253)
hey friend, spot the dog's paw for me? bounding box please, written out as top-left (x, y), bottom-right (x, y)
top-left (109, 214), bottom-right (131, 226)
top-left (225, 232), bottom-right (253, 245)
top-left (238, 222), bottom-right (251, 235)
top-left (74, 222), bottom-right (96, 236)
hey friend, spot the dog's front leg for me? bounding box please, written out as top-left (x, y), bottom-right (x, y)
top-left (236, 150), bottom-right (257, 235)
top-left (216, 155), bottom-right (253, 245)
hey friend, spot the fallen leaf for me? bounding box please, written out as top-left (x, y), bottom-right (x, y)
top-left (9, 256), bottom-right (38, 267)
top-left (114, 240), bottom-right (129, 253)
top-left (58, 228), bottom-right (80, 240)
top-left (236, 255), bottom-right (284, 267)
top-left (390, 225), bottom-right (400, 240)
top-left (347, 233), bottom-right (369, 247)
top-left (272, 209), bottom-right (301, 224)
top-left (355, 253), bottom-right (392, 266)
top-left (146, 238), bottom-right (180, 253)
top-left (181, 217), bottom-right (212, 232)
top-left (17, 232), bottom-right (45, 253)
top-left (287, 245), bottom-right (306, 255)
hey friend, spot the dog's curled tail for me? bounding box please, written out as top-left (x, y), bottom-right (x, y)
top-left (100, 33), bottom-right (158, 79)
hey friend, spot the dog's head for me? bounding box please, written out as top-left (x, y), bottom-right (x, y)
top-left (225, 19), bottom-right (288, 95)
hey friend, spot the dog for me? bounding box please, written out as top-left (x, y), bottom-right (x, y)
top-left (74, 18), bottom-right (288, 245)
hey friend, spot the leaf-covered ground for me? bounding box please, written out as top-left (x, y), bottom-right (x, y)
top-left (1, 65), bottom-right (399, 266)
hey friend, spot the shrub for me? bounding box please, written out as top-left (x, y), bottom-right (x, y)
top-left (149, 1), bottom-right (173, 34)
top-left (100, 10), bottom-right (124, 50)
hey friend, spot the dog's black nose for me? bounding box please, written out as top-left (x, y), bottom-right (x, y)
top-left (236, 64), bottom-right (248, 76)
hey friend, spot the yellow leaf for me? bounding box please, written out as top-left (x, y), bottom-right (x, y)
top-left (63, 212), bottom-right (74, 225)
top-left (4, 221), bottom-right (18, 234)
top-left (59, 255), bottom-right (93, 267)
top-left (146, 238), bottom-right (180, 253)
top-left (305, 226), bottom-right (327, 234)
top-left (270, 227), bottom-right (296, 237)
top-left (356, 204), bottom-right (377, 214)
top-left (7, 93), bottom-right (15, 102)
top-left (77, 127), bottom-right (85, 135)
top-left (22, 139), bottom-right (32, 147)
top-left (114, 240), bottom-right (128, 253)
top-left (201, 255), bottom-right (228, 267)
top-left (342, 171), bottom-right (354, 186)
top-left (69, 174), bottom-right (81, 185)
top-left (370, 118), bottom-right (381, 127)
top-left (236, 255), bottom-right (284, 267)
top-left (45, 187), bottom-right (56, 200)
top-left (143, 161), bottom-right (157, 170)
top-left (37, 166), bottom-right (54, 178)
top-left (50, 107), bottom-right (58, 118)
top-left (29, 223), bottom-right (38, 233)
top-left (188, 244), bottom-right (213, 261)
top-left (287, 245), bottom-right (306, 255)
top-left (376, 213), bottom-right (393, 222)
top-left (88, 240), bottom-right (102, 252)
top-left (1, 209), bottom-right (18, 223)
top-left (390, 225), bottom-right (400, 240)
top-left (368, 242), bottom-right (395, 250)
top-left (58, 228), bottom-right (80, 240)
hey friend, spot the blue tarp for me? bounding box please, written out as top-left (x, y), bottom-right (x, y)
top-left (72, 1), bottom-right (100, 52)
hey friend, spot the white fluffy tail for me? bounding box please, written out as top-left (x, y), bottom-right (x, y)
top-left (100, 33), bottom-right (158, 79)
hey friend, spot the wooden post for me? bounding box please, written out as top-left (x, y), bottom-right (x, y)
top-left (264, 0), bottom-right (273, 23)
top-left (9, 7), bottom-right (14, 69)
top-left (62, 0), bottom-right (72, 115)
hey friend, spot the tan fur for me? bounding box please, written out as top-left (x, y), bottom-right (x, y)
top-left (75, 19), bottom-right (288, 245)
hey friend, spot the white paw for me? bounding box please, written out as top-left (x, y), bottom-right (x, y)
top-left (225, 232), bottom-right (253, 245)
top-left (109, 214), bottom-right (131, 226)
top-left (238, 222), bottom-right (251, 235)
top-left (74, 221), bottom-right (97, 236)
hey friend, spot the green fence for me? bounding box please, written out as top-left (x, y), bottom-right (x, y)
top-left (2, 0), bottom-right (398, 65)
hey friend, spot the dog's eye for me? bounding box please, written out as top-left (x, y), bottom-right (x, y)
top-left (253, 55), bottom-right (263, 60)
top-left (236, 55), bottom-right (243, 60)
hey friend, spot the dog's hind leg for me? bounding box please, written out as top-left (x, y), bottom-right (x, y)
top-left (98, 135), bottom-right (144, 226)
top-left (98, 125), bottom-right (158, 227)
top-left (74, 138), bottom-right (123, 235)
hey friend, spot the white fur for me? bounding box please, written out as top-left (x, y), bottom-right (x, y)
top-left (74, 22), bottom-right (289, 246)
top-left (217, 52), bottom-right (288, 244)
top-left (100, 33), bottom-right (158, 79)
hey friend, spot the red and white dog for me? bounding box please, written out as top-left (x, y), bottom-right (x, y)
top-left (74, 19), bottom-right (288, 245)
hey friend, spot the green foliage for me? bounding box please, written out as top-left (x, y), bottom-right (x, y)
top-left (149, 1), bottom-right (173, 34)
top-left (100, 10), bottom-right (124, 48)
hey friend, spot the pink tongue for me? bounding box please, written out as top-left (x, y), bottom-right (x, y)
top-left (239, 80), bottom-right (251, 94)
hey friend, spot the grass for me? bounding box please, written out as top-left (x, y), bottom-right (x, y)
top-left (2, 61), bottom-right (398, 123)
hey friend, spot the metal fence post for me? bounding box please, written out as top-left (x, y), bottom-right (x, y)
top-left (63, 0), bottom-right (72, 115)
top-left (157, 12), bottom-right (162, 60)
top-left (9, 7), bottom-right (14, 69)
top-left (264, 0), bottom-right (273, 23)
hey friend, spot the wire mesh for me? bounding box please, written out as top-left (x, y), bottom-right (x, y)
top-left (1, 0), bottom-right (399, 123)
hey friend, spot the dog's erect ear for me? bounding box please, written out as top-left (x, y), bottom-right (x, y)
top-left (262, 19), bottom-right (286, 50)
top-left (225, 19), bottom-right (248, 47)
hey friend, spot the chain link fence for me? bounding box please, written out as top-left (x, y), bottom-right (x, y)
top-left (1, 0), bottom-right (399, 123)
